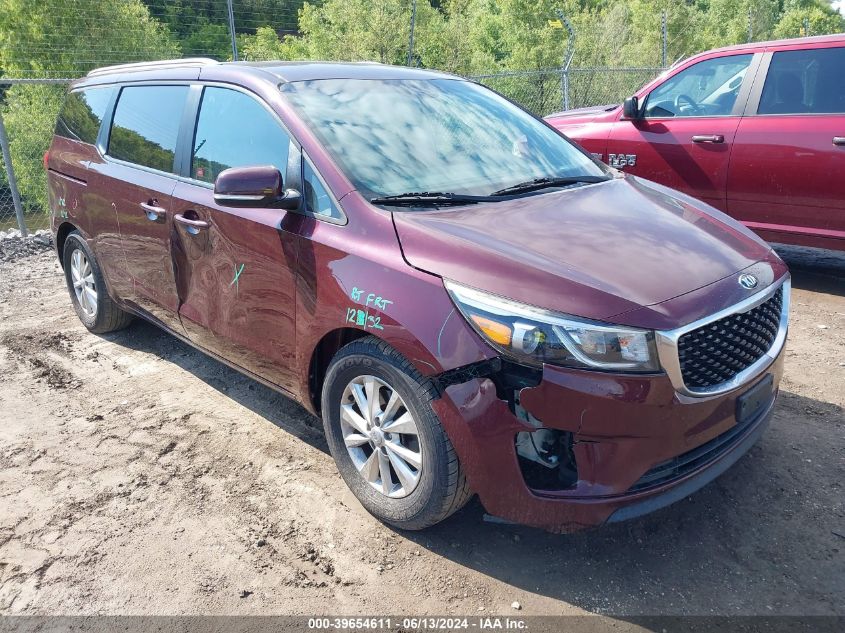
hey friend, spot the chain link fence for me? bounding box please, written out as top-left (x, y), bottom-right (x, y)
top-left (0, 0), bottom-right (666, 235)
top-left (470, 66), bottom-right (662, 117)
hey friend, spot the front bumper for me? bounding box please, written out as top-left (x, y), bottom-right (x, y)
top-left (431, 349), bottom-right (784, 533)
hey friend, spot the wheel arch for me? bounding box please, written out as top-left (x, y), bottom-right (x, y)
top-left (55, 221), bottom-right (79, 268)
top-left (308, 327), bottom-right (371, 414)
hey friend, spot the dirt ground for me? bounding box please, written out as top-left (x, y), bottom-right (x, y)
top-left (0, 239), bottom-right (842, 618)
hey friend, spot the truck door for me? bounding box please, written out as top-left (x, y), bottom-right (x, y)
top-left (728, 45), bottom-right (845, 248)
top-left (607, 53), bottom-right (758, 211)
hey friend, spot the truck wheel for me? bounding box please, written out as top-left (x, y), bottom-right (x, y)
top-left (62, 231), bottom-right (133, 334)
top-left (321, 336), bottom-right (472, 530)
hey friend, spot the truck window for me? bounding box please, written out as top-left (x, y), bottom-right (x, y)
top-left (644, 54), bottom-right (753, 118)
top-left (758, 47), bottom-right (845, 115)
top-left (107, 85), bottom-right (189, 173)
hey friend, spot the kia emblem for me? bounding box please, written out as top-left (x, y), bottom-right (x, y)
top-left (738, 273), bottom-right (758, 289)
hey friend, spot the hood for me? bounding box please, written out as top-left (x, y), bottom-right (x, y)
top-left (545, 104), bottom-right (619, 126)
top-left (392, 176), bottom-right (775, 326)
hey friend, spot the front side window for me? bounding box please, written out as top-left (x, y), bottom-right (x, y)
top-left (108, 85), bottom-right (188, 172)
top-left (280, 78), bottom-right (605, 201)
top-left (644, 54), bottom-right (753, 118)
top-left (758, 47), bottom-right (845, 115)
top-left (191, 87), bottom-right (290, 184)
top-left (55, 87), bottom-right (114, 145)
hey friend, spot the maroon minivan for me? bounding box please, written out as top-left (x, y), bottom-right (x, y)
top-left (547, 34), bottom-right (845, 252)
top-left (46, 58), bottom-right (790, 532)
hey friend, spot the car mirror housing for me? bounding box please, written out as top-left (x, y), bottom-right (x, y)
top-left (622, 96), bottom-right (641, 120)
top-left (213, 165), bottom-right (300, 210)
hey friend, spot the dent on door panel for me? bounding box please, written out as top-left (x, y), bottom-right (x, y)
top-left (170, 182), bottom-right (300, 393)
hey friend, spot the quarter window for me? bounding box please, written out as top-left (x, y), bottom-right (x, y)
top-left (191, 87), bottom-right (290, 184)
top-left (758, 47), bottom-right (845, 115)
top-left (55, 87), bottom-right (114, 145)
top-left (303, 160), bottom-right (342, 220)
top-left (108, 85), bottom-right (188, 173)
top-left (644, 55), bottom-right (753, 118)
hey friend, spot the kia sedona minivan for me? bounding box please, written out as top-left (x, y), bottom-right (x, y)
top-left (46, 59), bottom-right (790, 532)
top-left (547, 34), bottom-right (845, 252)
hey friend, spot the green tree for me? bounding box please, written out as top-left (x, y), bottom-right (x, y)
top-left (0, 0), bottom-right (179, 213)
top-left (773, 0), bottom-right (845, 38)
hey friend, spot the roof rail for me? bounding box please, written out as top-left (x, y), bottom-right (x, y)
top-left (87, 58), bottom-right (217, 77)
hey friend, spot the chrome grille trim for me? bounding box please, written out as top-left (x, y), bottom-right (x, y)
top-left (655, 276), bottom-right (790, 397)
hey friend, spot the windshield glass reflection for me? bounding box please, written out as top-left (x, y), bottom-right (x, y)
top-left (280, 78), bottom-right (606, 200)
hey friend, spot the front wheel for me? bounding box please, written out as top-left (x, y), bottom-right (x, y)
top-left (321, 337), bottom-right (471, 530)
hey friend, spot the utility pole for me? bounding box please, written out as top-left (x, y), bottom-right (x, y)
top-left (226, 0), bottom-right (238, 61)
top-left (407, 0), bottom-right (417, 67)
top-left (0, 111), bottom-right (27, 236)
top-left (802, 16), bottom-right (810, 37)
top-left (556, 10), bottom-right (575, 111)
top-left (747, 8), bottom-right (753, 42)
top-left (661, 11), bottom-right (667, 67)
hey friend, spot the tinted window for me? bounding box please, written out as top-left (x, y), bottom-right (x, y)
top-left (192, 87), bottom-right (290, 184)
top-left (645, 54), bottom-right (753, 118)
top-left (758, 47), bottom-right (845, 115)
top-left (55, 87), bottom-right (114, 145)
top-left (280, 79), bottom-right (605, 200)
top-left (108, 85), bottom-right (188, 172)
top-left (303, 159), bottom-right (342, 220)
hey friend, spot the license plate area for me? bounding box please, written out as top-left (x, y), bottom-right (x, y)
top-left (736, 374), bottom-right (774, 425)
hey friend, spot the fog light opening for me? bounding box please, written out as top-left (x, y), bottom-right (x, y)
top-left (515, 428), bottom-right (578, 491)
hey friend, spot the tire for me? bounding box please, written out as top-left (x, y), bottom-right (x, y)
top-left (62, 231), bottom-right (133, 334)
top-left (321, 336), bottom-right (472, 530)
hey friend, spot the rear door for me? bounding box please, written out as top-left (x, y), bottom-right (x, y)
top-left (607, 53), bottom-right (758, 210)
top-left (170, 85), bottom-right (300, 392)
top-left (101, 84), bottom-right (190, 330)
top-left (728, 45), bottom-right (845, 248)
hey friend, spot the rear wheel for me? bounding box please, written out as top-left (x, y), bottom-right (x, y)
top-left (321, 337), bottom-right (472, 530)
top-left (62, 231), bottom-right (133, 334)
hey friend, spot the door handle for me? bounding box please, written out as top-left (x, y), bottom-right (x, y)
top-left (833, 137), bottom-right (845, 146)
top-left (174, 213), bottom-right (209, 235)
top-left (140, 201), bottom-right (166, 222)
top-left (691, 134), bottom-right (725, 144)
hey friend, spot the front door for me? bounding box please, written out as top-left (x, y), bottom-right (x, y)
top-left (170, 86), bottom-right (300, 392)
top-left (608, 53), bottom-right (756, 211)
top-left (728, 46), bottom-right (845, 247)
top-left (104, 84), bottom-right (190, 330)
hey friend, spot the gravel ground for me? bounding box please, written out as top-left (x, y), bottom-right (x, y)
top-left (0, 239), bottom-right (842, 618)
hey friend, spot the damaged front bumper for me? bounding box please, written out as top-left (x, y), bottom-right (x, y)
top-left (430, 351), bottom-right (784, 533)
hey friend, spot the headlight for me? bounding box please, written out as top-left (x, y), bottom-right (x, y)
top-left (445, 280), bottom-right (660, 372)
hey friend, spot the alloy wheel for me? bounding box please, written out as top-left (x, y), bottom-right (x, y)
top-left (340, 375), bottom-right (422, 498)
top-left (70, 248), bottom-right (97, 318)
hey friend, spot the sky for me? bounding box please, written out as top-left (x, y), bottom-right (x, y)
top-left (834, 1), bottom-right (845, 17)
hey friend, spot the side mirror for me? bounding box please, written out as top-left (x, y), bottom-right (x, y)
top-left (213, 165), bottom-right (301, 210)
top-left (622, 96), bottom-right (641, 120)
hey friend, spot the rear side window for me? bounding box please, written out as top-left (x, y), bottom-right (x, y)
top-left (191, 87), bottom-right (290, 184)
top-left (55, 87), bottom-right (114, 145)
top-left (758, 47), bottom-right (845, 115)
top-left (107, 85), bottom-right (189, 172)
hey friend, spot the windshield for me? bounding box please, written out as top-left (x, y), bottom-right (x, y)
top-left (280, 78), bottom-right (607, 201)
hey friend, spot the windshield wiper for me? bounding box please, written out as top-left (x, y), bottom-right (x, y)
top-left (370, 192), bottom-right (499, 207)
top-left (490, 175), bottom-right (609, 197)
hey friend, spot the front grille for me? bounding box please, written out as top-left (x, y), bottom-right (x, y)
top-left (678, 287), bottom-right (783, 391)
top-left (628, 391), bottom-right (771, 492)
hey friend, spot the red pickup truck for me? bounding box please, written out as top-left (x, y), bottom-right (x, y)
top-left (547, 34), bottom-right (845, 251)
